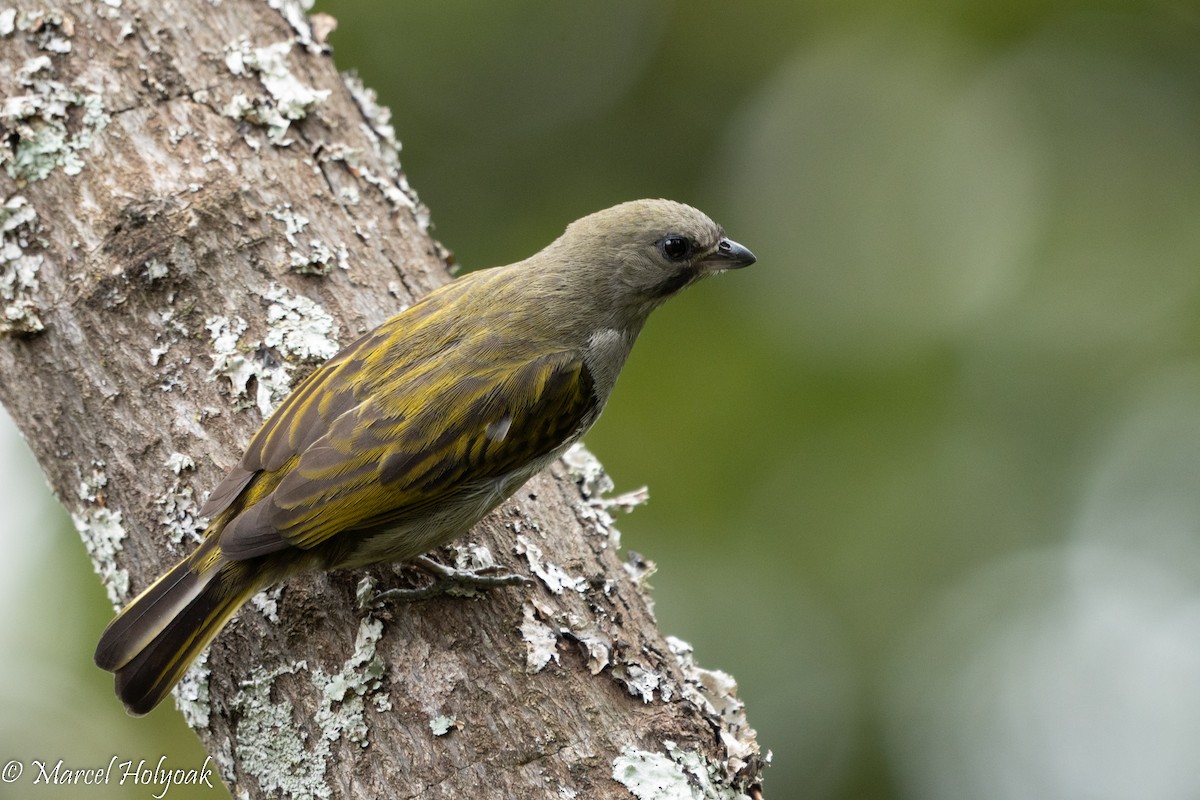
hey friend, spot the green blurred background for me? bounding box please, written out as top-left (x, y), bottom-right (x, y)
top-left (4, 1), bottom-right (1200, 797)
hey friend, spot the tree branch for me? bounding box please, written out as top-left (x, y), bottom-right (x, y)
top-left (0, 1), bottom-right (765, 797)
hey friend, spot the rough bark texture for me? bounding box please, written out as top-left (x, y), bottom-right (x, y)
top-left (0, 1), bottom-right (765, 798)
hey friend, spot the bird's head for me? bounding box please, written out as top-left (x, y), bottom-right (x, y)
top-left (539, 199), bottom-right (756, 326)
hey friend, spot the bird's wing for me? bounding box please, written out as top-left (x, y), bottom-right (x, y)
top-left (196, 328), bottom-right (375, 520)
top-left (215, 346), bottom-right (596, 560)
top-left (199, 273), bottom-right (488, 521)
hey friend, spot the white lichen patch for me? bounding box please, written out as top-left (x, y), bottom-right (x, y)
top-left (316, 239), bottom-right (350, 273)
top-left (144, 257), bottom-right (169, 281)
top-left (561, 442), bottom-right (638, 550)
top-left (70, 460), bottom-right (130, 608)
top-left (73, 506), bottom-right (128, 607)
top-left (339, 73), bottom-right (400, 174)
top-left (623, 550), bottom-right (658, 589)
top-left (206, 314), bottom-right (289, 415)
top-left (0, 194), bottom-right (44, 335)
top-left (1, 53), bottom-right (109, 181)
top-left (97, 0), bottom-right (123, 21)
top-left (215, 738), bottom-right (236, 788)
top-left (223, 38), bottom-right (330, 146)
top-left (533, 441), bottom-right (760, 786)
top-left (262, 285), bottom-right (340, 362)
top-left (612, 748), bottom-right (695, 800)
top-left (612, 741), bottom-right (752, 800)
top-left (6, 8), bottom-right (74, 53)
top-left (520, 605), bottom-right (560, 673)
top-left (270, 202), bottom-right (309, 242)
top-left (231, 660), bottom-right (329, 800)
top-left (562, 443), bottom-right (614, 499)
top-left (612, 663), bottom-right (667, 704)
top-left (666, 637), bottom-right (760, 773)
top-left (354, 574), bottom-right (377, 610)
top-left (233, 615), bottom-right (388, 797)
top-left (204, 315), bottom-right (248, 372)
top-left (249, 585), bottom-right (283, 624)
top-left (151, 310), bottom-right (193, 391)
top-left (157, 479), bottom-right (203, 545)
top-left (338, 73), bottom-right (427, 228)
top-left (174, 650), bottom-right (211, 729)
top-left (452, 541), bottom-right (496, 572)
top-left (311, 616), bottom-right (389, 746)
top-left (300, 240), bottom-right (333, 272)
top-left (166, 452), bottom-right (195, 474)
top-left (428, 714), bottom-right (461, 737)
top-left (319, 141), bottom-right (421, 224)
top-left (157, 451), bottom-right (205, 545)
top-left (575, 625), bottom-right (613, 675)
top-left (167, 125), bottom-right (192, 146)
top-left (267, 0), bottom-right (321, 53)
top-left (515, 534), bottom-right (587, 595)
top-left (597, 486), bottom-right (651, 514)
top-left (206, 284), bottom-right (338, 418)
top-left (269, 204), bottom-right (343, 275)
top-left (521, 596), bottom-right (611, 676)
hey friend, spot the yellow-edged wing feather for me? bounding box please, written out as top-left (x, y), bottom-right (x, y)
top-left (203, 269), bottom-right (597, 561)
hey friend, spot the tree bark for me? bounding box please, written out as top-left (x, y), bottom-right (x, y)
top-left (0, 1), bottom-right (765, 797)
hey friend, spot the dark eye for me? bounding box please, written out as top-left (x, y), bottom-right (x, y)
top-left (658, 235), bottom-right (692, 262)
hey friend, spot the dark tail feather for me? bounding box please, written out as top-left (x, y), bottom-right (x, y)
top-left (94, 547), bottom-right (260, 716)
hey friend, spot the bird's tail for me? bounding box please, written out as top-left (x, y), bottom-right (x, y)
top-left (94, 541), bottom-right (261, 716)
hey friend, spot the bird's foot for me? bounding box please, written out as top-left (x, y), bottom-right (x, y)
top-left (373, 555), bottom-right (532, 603)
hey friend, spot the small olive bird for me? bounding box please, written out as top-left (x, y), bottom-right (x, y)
top-left (94, 199), bottom-right (755, 715)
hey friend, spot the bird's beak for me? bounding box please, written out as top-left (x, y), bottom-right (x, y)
top-left (699, 238), bottom-right (757, 272)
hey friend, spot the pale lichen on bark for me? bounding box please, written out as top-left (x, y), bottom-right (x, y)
top-left (71, 459), bottom-right (130, 608)
top-left (0, 195), bottom-right (45, 334)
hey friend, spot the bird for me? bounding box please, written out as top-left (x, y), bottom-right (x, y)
top-left (93, 198), bottom-right (756, 715)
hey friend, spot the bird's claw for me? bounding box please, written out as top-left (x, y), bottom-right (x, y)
top-left (372, 555), bottom-right (532, 603)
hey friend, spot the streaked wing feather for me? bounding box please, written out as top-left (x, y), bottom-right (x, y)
top-left (218, 348), bottom-right (595, 559)
top-left (197, 326), bottom-right (379, 521)
top-left (199, 274), bottom-right (485, 523)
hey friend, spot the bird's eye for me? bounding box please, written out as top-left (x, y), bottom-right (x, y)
top-left (658, 235), bottom-right (692, 262)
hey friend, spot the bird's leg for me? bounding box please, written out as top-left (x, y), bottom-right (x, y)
top-left (373, 555), bottom-right (532, 603)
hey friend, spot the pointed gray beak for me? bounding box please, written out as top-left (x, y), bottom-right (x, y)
top-left (700, 238), bottom-right (756, 272)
